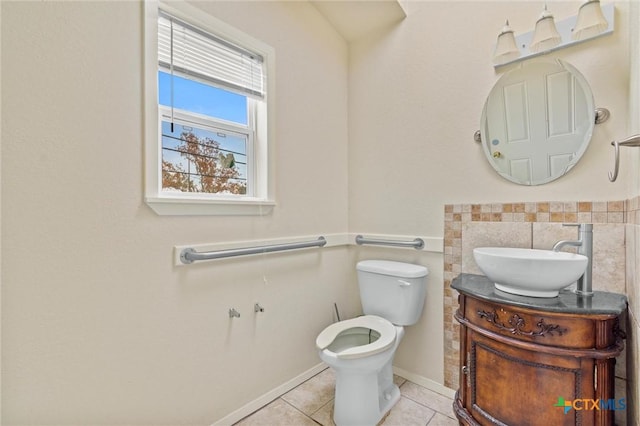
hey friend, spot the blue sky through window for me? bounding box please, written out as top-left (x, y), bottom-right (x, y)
top-left (158, 71), bottom-right (247, 125)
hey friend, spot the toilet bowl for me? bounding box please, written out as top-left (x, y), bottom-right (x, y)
top-left (316, 315), bottom-right (396, 360)
top-left (316, 260), bottom-right (428, 426)
top-left (317, 316), bottom-right (405, 426)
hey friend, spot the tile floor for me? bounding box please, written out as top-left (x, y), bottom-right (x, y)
top-left (235, 367), bottom-right (458, 426)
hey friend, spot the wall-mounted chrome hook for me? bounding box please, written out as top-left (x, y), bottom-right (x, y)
top-left (229, 308), bottom-right (241, 318)
top-left (254, 303), bottom-right (265, 313)
top-left (609, 140), bottom-right (621, 182)
top-left (608, 134), bottom-right (640, 182)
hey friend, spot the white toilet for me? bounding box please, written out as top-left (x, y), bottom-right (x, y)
top-left (316, 260), bottom-right (429, 426)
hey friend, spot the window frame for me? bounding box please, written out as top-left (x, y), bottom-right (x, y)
top-left (144, 0), bottom-right (275, 215)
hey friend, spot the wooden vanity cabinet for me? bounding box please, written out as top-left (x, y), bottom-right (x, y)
top-left (451, 275), bottom-right (626, 426)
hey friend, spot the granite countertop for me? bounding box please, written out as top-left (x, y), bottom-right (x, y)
top-left (451, 273), bottom-right (628, 315)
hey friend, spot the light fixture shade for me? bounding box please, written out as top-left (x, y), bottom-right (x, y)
top-left (573, 0), bottom-right (608, 40)
top-left (493, 21), bottom-right (520, 65)
top-left (530, 8), bottom-right (562, 53)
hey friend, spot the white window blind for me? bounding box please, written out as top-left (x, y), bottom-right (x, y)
top-left (158, 10), bottom-right (265, 99)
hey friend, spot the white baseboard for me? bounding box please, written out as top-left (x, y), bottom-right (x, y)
top-left (211, 363), bottom-right (328, 426)
top-left (392, 366), bottom-right (456, 399)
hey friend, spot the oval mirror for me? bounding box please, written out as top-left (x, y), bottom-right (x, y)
top-left (480, 59), bottom-right (595, 185)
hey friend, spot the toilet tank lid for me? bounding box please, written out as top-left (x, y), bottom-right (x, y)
top-left (357, 260), bottom-right (428, 278)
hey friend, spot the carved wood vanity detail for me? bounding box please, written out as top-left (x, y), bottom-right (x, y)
top-left (451, 274), bottom-right (627, 426)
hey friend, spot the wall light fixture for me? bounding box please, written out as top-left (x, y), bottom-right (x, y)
top-left (573, 0), bottom-right (609, 41)
top-left (492, 1), bottom-right (614, 69)
top-left (530, 5), bottom-right (562, 53)
top-left (493, 20), bottom-right (520, 65)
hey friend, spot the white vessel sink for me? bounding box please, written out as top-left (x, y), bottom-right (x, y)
top-left (473, 247), bottom-right (589, 298)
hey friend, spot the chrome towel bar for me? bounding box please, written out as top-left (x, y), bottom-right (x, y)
top-left (355, 234), bottom-right (424, 250)
top-left (180, 236), bottom-right (327, 264)
top-left (608, 134), bottom-right (640, 182)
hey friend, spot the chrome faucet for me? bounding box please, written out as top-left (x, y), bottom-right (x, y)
top-left (552, 223), bottom-right (593, 296)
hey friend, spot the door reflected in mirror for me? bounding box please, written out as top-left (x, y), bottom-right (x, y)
top-left (480, 59), bottom-right (595, 185)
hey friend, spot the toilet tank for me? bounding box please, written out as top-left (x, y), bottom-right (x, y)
top-left (356, 260), bottom-right (429, 326)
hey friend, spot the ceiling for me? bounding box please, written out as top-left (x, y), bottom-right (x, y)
top-left (309, 0), bottom-right (407, 42)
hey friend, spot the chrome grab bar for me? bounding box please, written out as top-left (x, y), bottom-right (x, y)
top-left (180, 236), bottom-right (327, 264)
top-left (355, 234), bottom-right (424, 250)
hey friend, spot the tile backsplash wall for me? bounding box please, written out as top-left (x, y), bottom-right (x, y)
top-left (443, 200), bottom-right (631, 398)
top-left (459, 221), bottom-right (626, 294)
top-left (625, 196), bottom-right (640, 426)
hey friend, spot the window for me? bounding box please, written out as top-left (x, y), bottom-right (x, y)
top-left (144, 0), bottom-right (275, 215)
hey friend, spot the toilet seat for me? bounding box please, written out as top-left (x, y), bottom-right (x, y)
top-left (316, 315), bottom-right (396, 359)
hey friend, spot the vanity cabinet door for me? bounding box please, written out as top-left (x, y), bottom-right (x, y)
top-left (464, 329), bottom-right (595, 426)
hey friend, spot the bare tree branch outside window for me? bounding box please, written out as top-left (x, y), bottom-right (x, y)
top-left (162, 131), bottom-right (246, 195)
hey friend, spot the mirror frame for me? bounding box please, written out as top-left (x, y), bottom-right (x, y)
top-left (480, 59), bottom-right (596, 185)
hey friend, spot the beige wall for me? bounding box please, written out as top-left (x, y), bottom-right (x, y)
top-left (349, 0), bottom-right (633, 388)
top-left (349, 1), bottom-right (630, 234)
top-left (1, 1), bottom-right (352, 424)
top-left (2, 0), bottom-right (637, 424)
top-left (625, 2), bottom-right (639, 425)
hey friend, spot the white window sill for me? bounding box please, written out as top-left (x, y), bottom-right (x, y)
top-left (145, 196), bottom-right (275, 216)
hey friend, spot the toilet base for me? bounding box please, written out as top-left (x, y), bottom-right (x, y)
top-left (377, 384), bottom-right (401, 424)
top-left (332, 363), bottom-right (400, 426)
